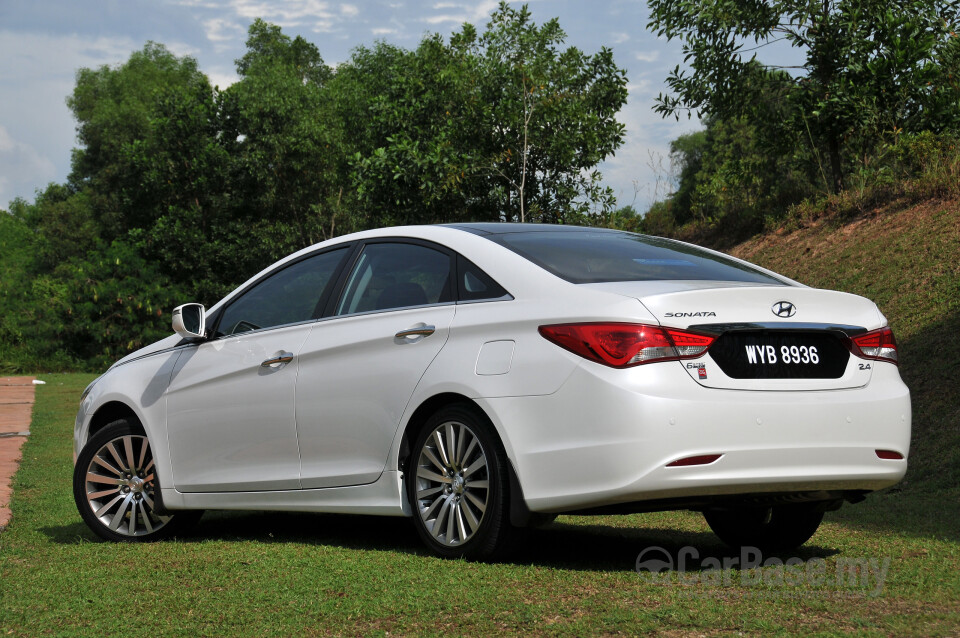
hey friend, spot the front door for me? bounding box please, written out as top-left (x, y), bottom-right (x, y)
top-left (165, 247), bottom-right (351, 492)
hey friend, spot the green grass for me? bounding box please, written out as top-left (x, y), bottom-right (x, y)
top-left (1, 374), bottom-right (958, 636)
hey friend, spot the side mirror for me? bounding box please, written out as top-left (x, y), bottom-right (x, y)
top-left (172, 303), bottom-right (206, 340)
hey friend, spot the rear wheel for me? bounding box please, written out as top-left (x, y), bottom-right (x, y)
top-left (406, 405), bottom-right (513, 560)
top-left (73, 419), bottom-right (201, 542)
top-left (704, 503), bottom-right (824, 551)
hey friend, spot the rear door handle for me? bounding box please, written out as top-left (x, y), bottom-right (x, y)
top-left (395, 325), bottom-right (436, 339)
top-left (261, 352), bottom-right (294, 367)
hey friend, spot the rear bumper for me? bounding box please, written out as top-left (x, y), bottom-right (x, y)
top-left (480, 360), bottom-right (910, 513)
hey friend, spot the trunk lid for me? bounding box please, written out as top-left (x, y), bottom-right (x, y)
top-left (585, 281), bottom-right (885, 391)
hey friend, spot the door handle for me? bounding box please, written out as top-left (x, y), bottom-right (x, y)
top-left (261, 352), bottom-right (294, 367)
top-left (395, 325), bottom-right (436, 339)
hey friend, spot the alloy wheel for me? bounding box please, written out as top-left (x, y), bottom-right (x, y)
top-left (414, 420), bottom-right (490, 547)
top-left (81, 433), bottom-right (170, 537)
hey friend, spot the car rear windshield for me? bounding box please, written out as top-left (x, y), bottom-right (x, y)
top-left (487, 231), bottom-right (786, 285)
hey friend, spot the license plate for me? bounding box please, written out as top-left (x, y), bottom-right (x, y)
top-left (708, 332), bottom-right (849, 379)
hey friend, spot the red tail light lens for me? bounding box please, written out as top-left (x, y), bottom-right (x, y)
top-left (849, 327), bottom-right (899, 365)
top-left (538, 323), bottom-right (715, 368)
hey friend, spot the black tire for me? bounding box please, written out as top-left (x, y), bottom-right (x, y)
top-left (73, 419), bottom-right (202, 542)
top-left (704, 503), bottom-right (825, 552)
top-left (406, 405), bottom-right (514, 560)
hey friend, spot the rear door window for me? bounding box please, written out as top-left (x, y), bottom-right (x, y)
top-left (336, 242), bottom-right (453, 315)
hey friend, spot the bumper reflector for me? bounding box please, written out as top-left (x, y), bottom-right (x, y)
top-left (875, 449), bottom-right (904, 460)
top-left (666, 454), bottom-right (722, 467)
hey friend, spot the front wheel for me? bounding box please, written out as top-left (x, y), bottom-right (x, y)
top-left (704, 503), bottom-right (825, 551)
top-left (73, 419), bottom-right (201, 542)
top-left (406, 405), bottom-right (513, 560)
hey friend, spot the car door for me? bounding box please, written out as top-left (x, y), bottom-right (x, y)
top-left (295, 240), bottom-right (456, 489)
top-left (165, 247), bottom-right (350, 492)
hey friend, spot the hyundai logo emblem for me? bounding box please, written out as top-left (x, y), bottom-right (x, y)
top-left (771, 301), bottom-right (797, 318)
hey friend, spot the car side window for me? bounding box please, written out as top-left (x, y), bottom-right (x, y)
top-left (216, 248), bottom-right (348, 336)
top-left (337, 242), bottom-right (452, 315)
top-left (457, 255), bottom-right (510, 302)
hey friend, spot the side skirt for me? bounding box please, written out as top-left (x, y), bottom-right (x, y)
top-left (160, 470), bottom-right (409, 517)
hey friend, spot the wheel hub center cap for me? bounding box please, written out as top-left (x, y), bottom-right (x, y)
top-left (452, 475), bottom-right (465, 495)
top-left (128, 476), bottom-right (145, 493)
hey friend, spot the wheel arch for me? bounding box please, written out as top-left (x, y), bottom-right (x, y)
top-left (398, 392), bottom-right (482, 473)
top-left (88, 401), bottom-right (144, 440)
top-left (84, 399), bottom-right (180, 515)
top-left (398, 392), bottom-right (536, 526)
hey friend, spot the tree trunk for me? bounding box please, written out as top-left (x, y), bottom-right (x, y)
top-left (828, 136), bottom-right (843, 194)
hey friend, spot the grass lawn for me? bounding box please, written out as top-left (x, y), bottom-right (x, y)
top-left (0, 373), bottom-right (957, 636)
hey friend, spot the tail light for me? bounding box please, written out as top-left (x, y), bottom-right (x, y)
top-left (848, 327), bottom-right (899, 365)
top-left (538, 323), bottom-right (715, 368)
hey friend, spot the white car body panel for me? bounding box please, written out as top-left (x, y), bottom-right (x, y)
top-left (295, 304), bottom-right (455, 489)
top-left (74, 224), bottom-right (911, 525)
top-left (166, 322), bottom-right (313, 492)
top-left (479, 361), bottom-right (909, 512)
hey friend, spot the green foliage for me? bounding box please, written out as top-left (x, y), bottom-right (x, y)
top-left (667, 130), bottom-right (707, 226)
top-left (68, 42), bottom-right (211, 237)
top-left (602, 205), bottom-right (645, 233)
top-left (645, 0), bottom-right (960, 239)
top-left (236, 18), bottom-right (332, 85)
top-left (650, 116), bottom-right (818, 237)
top-left (39, 241), bottom-right (186, 368)
top-left (648, 0), bottom-right (960, 193)
top-left (339, 2), bottom-right (628, 225)
top-left (477, 3), bottom-right (627, 222)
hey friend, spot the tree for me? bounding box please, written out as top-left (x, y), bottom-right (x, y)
top-left (668, 130), bottom-right (708, 225)
top-left (337, 2), bottom-right (628, 225)
top-left (67, 42), bottom-right (213, 235)
top-left (2, 8), bottom-right (635, 371)
top-left (647, 0), bottom-right (960, 192)
top-left (478, 3), bottom-right (628, 222)
top-left (332, 35), bottom-right (489, 227)
top-left (224, 19), bottom-right (345, 261)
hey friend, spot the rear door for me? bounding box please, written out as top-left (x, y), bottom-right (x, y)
top-left (295, 240), bottom-right (456, 489)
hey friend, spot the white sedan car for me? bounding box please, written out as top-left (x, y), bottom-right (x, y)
top-left (73, 224), bottom-right (910, 558)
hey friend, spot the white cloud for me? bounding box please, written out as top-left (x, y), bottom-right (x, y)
top-left (372, 27), bottom-right (398, 36)
top-left (340, 3), bottom-right (359, 16)
top-left (227, 0), bottom-right (339, 31)
top-left (206, 68), bottom-right (240, 89)
top-left (203, 18), bottom-right (245, 43)
top-left (599, 93), bottom-right (701, 209)
top-left (0, 126), bottom-right (57, 209)
top-left (635, 50), bottom-right (659, 63)
top-left (170, 0), bottom-right (223, 6)
top-left (0, 31), bottom-right (142, 206)
top-left (422, 0), bottom-right (498, 25)
top-left (166, 41), bottom-right (203, 57)
top-left (611, 32), bottom-right (629, 44)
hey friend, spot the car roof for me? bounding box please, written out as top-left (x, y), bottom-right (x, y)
top-left (443, 223), bottom-right (624, 236)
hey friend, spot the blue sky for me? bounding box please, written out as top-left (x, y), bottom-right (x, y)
top-left (0, 0), bottom-right (704, 213)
